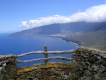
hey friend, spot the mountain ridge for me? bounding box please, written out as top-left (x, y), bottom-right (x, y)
top-left (11, 21), bottom-right (106, 51)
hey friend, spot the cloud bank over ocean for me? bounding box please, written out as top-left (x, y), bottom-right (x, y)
top-left (21, 3), bottom-right (106, 29)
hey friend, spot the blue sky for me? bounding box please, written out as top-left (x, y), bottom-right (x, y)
top-left (0, 0), bottom-right (105, 33)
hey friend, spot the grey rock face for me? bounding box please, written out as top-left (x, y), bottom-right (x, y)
top-left (70, 48), bottom-right (106, 80)
top-left (0, 57), bottom-right (16, 80)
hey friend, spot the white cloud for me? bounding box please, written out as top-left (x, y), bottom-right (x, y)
top-left (21, 4), bottom-right (106, 29)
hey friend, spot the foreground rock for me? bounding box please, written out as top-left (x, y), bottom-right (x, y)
top-left (16, 63), bottom-right (72, 80)
top-left (70, 48), bottom-right (106, 80)
top-left (16, 48), bottom-right (106, 80)
top-left (0, 55), bottom-right (16, 80)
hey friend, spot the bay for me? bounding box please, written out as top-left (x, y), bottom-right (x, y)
top-left (0, 34), bottom-right (79, 67)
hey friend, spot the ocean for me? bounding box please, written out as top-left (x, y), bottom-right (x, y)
top-left (0, 34), bottom-right (79, 67)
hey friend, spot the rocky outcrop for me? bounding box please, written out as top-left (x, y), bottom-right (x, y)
top-left (16, 48), bottom-right (106, 80)
top-left (70, 48), bottom-right (106, 80)
top-left (0, 55), bottom-right (16, 80)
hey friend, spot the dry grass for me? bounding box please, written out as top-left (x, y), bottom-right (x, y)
top-left (17, 62), bottom-right (71, 73)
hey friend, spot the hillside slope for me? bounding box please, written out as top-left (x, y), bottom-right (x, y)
top-left (11, 22), bottom-right (106, 51)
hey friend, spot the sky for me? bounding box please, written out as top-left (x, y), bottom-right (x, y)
top-left (0, 0), bottom-right (105, 33)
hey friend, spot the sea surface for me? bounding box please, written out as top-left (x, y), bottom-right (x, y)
top-left (0, 34), bottom-right (79, 67)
